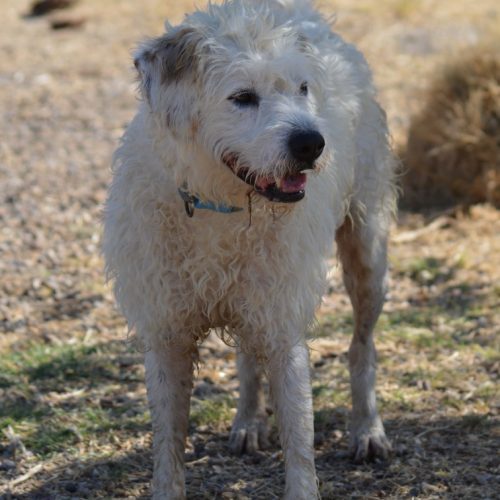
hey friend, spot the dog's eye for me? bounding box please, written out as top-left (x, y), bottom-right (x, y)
top-left (229, 90), bottom-right (259, 107)
top-left (299, 82), bottom-right (308, 96)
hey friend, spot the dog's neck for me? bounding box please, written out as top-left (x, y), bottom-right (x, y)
top-left (177, 183), bottom-right (244, 218)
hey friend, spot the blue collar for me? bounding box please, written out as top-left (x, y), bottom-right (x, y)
top-left (178, 184), bottom-right (243, 217)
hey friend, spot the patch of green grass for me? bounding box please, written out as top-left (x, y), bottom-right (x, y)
top-left (378, 307), bottom-right (487, 353)
top-left (383, 326), bottom-right (457, 352)
top-left (399, 368), bottom-right (428, 386)
top-left (2, 402), bottom-right (150, 459)
top-left (459, 414), bottom-right (492, 431)
top-left (314, 409), bottom-right (330, 429)
top-left (23, 344), bottom-right (114, 385)
top-left (396, 256), bottom-right (453, 285)
top-left (4, 404), bottom-right (84, 458)
top-left (313, 407), bottom-right (348, 433)
top-left (81, 407), bottom-right (119, 433)
top-left (81, 407), bottom-right (149, 435)
top-left (95, 460), bottom-right (131, 481)
top-left (425, 367), bottom-right (472, 391)
top-left (25, 425), bottom-right (82, 456)
top-left (190, 396), bottom-right (234, 428)
top-left (312, 384), bottom-right (330, 399)
top-left (0, 400), bottom-right (51, 429)
top-left (0, 374), bottom-right (16, 389)
top-left (379, 309), bottom-right (437, 330)
top-left (441, 395), bottom-right (465, 410)
top-left (380, 388), bottom-right (418, 412)
top-left (313, 383), bottom-right (350, 408)
top-left (473, 345), bottom-right (500, 362)
top-left (314, 313), bottom-right (354, 336)
top-left (0, 342), bottom-right (122, 393)
top-left (0, 339), bottom-right (149, 458)
top-left (473, 383), bottom-right (497, 400)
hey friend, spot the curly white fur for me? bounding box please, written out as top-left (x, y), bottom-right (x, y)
top-left (103, 0), bottom-right (396, 498)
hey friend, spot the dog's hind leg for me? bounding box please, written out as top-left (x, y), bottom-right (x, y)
top-left (145, 339), bottom-right (196, 500)
top-left (229, 351), bottom-right (269, 454)
top-left (336, 214), bottom-right (392, 463)
top-left (268, 340), bottom-right (318, 499)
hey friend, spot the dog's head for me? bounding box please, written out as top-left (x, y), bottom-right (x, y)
top-left (134, 3), bottom-right (335, 204)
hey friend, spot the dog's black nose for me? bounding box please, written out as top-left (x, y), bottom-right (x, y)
top-left (288, 130), bottom-right (325, 165)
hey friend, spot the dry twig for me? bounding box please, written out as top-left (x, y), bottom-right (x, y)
top-left (392, 216), bottom-right (452, 243)
top-left (9, 463), bottom-right (44, 488)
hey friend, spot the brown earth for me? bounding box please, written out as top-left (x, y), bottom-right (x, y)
top-left (0, 0), bottom-right (499, 499)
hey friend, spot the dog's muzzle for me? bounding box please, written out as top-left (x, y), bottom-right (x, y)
top-left (223, 129), bottom-right (325, 203)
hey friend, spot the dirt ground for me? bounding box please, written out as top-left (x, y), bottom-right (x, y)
top-left (0, 0), bottom-right (499, 498)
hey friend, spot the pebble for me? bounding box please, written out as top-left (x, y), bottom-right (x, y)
top-left (0, 459), bottom-right (16, 471)
top-left (64, 481), bottom-right (78, 493)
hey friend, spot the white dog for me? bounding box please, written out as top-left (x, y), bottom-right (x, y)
top-left (103, 0), bottom-right (396, 497)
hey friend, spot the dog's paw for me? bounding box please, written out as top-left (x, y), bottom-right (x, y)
top-left (350, 419), bottom-right (392, 463)
top-left (229, 413), bottom-right (269, 455)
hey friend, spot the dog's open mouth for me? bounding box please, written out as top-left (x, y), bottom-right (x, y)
top-left (223, 154), bottom-right (306, 203)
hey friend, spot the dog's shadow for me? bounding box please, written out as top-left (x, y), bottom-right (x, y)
top-left (4, 330), bottom-right (494, 498)
top-left (13, 411), bottom-right (495, 499)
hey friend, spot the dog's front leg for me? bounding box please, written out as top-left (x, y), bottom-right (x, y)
top-left (145, 340), bottom-right (196, 500)
top-left (267, 340), bottom-right (318, 499)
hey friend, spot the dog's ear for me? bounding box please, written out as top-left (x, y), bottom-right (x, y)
top-left (134, 26), bottom-right (204, 104)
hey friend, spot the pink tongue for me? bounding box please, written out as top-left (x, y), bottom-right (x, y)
top-left (280, 173), bottom-right (307, 193)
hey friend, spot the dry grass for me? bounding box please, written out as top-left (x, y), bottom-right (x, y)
top-left (0, 0), bottom-right (499, 498)
top-left (401, 47), bottom-right (500, 210)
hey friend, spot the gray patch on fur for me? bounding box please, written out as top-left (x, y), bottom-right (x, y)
top-left (135, 27), bottom-right (203, 95)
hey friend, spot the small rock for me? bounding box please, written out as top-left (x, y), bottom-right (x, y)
top-left (314, 431), bottom-right (325, 446)
top-left (64, 481), bottom-right (78, 493)
top-left (421, 482), bottom-right (440, 493)
top-left (205, 441), bottom-right (219, 456)
top-left (194, 441), bottom-right (205, 456)
top-left (0, 459), bottom-right (16, 471)
top-left (417, 379), bottom-right (431, 390)
top-left (99, 397), bottom-right (115, 409)
top-left (332, 429), bottom-right (343, 440)
top-left (29, 0), bottom-right (77, 17)
top-left (244, 451), bottom-right (265, 464)
top-left (473, 473), bottom-right (493, 485)
top-left (51, 17), bottom-right (86, 30)
top-left (409, 486), bottom-right (421, 496)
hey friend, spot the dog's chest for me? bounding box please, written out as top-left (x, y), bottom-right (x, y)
top-left (160, 207), bottom-right (319, 330)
